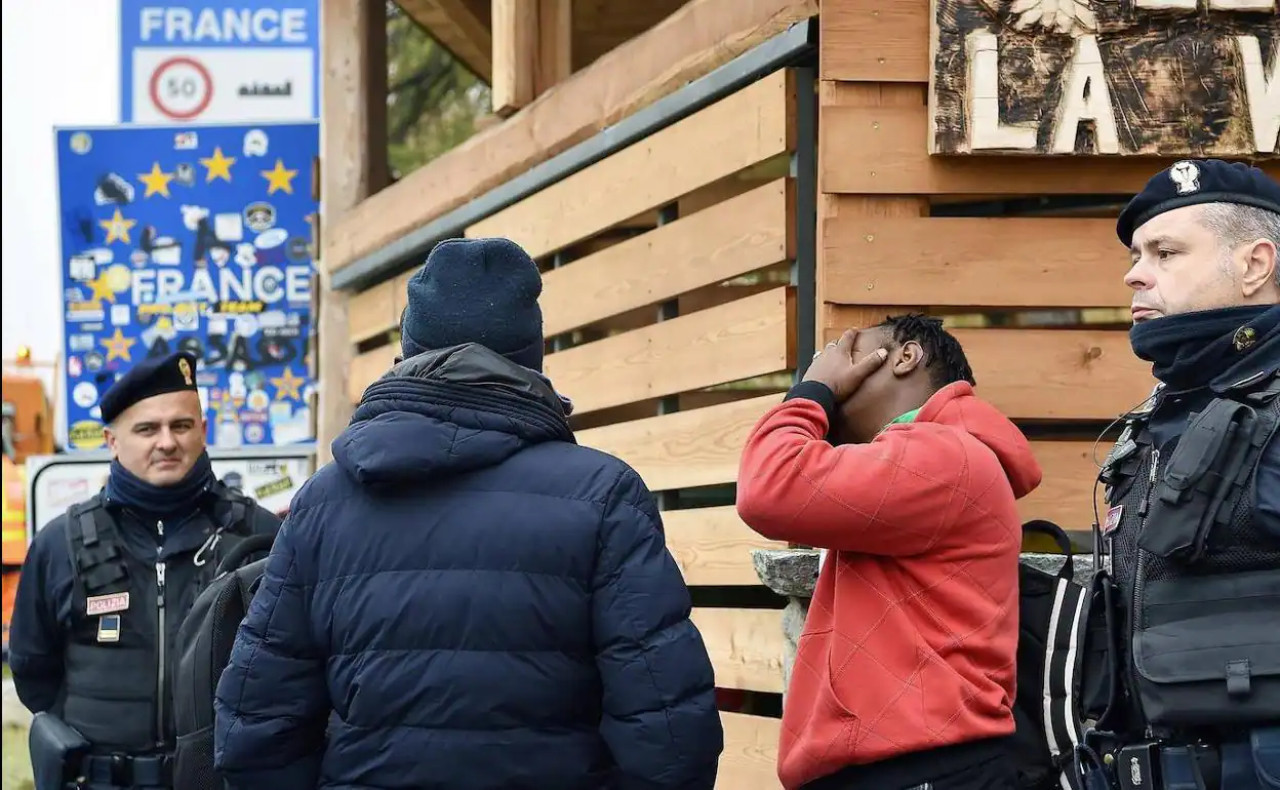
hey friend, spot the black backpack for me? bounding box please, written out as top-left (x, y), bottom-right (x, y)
top-left (172, 533), bottom-right (276, 790)
top-left (1011, 520), bottom-right (1090, 790)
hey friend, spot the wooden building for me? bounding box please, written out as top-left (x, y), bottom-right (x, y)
top-left (318, 1), bottom-right (1278, 786)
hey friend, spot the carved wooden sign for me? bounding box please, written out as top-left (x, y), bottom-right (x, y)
top-left (929, 0), bottom-right (1279, 156)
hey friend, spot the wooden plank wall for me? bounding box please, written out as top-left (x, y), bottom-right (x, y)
top-left (819, 0), bottom-right (1278, 539)
top-left (343, 68), bottom-right (802, 788)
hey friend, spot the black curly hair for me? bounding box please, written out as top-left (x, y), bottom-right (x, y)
top-left (875, 313), bottom-right (976, 389)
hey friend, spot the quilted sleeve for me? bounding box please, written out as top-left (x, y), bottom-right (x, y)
top-left (736, 395), bottom-right (986, 556)
top-left (593, 467), bottom-right (724, 789)
top-left (214, 516), bottom-right (327, 790)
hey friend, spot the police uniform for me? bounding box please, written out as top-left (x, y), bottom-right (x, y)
top-left (9, 353), bottom-right (281, 789)
top-left (1077, 161), bottom-right (1280, 790)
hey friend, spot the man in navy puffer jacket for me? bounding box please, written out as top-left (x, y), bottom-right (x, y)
top-left (212, 237), bottom-right (724, 790)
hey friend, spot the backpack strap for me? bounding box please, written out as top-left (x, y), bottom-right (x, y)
top-left (1025, 519), bottom-right (1089, 788)
top-left (64, 496), bottom-right (129, 599)
top-left (191, 487), bottom-right (259, 580)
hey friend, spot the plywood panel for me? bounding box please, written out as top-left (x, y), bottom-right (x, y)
top-left (819, 83), bottom-right (1280, 195)
top-left (692, 608), bottom-right (785, 693)
top-left (545, 288), bottom-right (796, 415)
top-left (823, 213), bottom-right (1132, 308)
top-left (821, 0), bottom-right (927, 82)
top-left (467, 70), bottom-right (795, 258)
top-left (577, 394), bottom-right (783, 492)
top-left (543, 179), bottom-right (794, 336)
top-left (827, 310), bottom-right (1155, 420)
top-left (665, 507), bottom-right (786, 586)
top-left (347, 344), bottom-right (399, 404)
top-left (718, 713), bottom-right (783, 789)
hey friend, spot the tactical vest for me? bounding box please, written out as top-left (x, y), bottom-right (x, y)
top-left (61, 488), bottom-right (254, 754)
top-left (1098, 368), bottom-right (1280, 736)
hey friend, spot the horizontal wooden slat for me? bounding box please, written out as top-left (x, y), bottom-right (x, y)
top-left (820, 83), bottom-right (1280, 195)
top-left (577, 394), bottom-right (784, 491)
top-left (543, 179), bottom-right (794, 336)
top-left (824, 214), bottom-right (1133, 308)
top-left (718, 713), bottom-right (783, 789)
top-left (466, 69), bottom-right (796, 258)
top-left (826, 312), bottom-right (1154, 420)
top-left (348, 279), bottom-right (399, 344)
top-left (1021, 441), bottom-right (1103, 532)
top-left (545, 287), bottom-right (796, 415)
top-left (326, 0), bottom-right (817, 275)
top-left (347, 344), bottom-right (398, 403)
top-left (692, 608), bottom-right (785, 693)
top-left (664, 506), bottom-right (786, 586)
top-left (821, 0), bottom-right (927, 82)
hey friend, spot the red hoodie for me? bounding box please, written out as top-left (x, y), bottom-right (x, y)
top-left (736, 382), bottom-right (1042, 789)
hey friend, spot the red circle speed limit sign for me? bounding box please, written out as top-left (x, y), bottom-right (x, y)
top-left (148, 56), bottom-right (213, 120)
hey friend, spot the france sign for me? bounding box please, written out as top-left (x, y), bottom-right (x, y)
top-left (120, 1), bottom-right (319, 124)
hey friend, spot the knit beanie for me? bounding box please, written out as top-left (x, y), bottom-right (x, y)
top-left (399, 237), bottom-right (545, 372)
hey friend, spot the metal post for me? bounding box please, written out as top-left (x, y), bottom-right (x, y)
top-left (790, 66), bottom-right (818, 383)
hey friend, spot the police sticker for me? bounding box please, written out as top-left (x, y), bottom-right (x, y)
top-left (1103, 505), bottom-right (1124, 535)
top-left (97, 614), bottom-right (121, 643)
top-left (243, 202), bottom-right (276, 232)
top-left (86, 592), bottom-right (130, 616)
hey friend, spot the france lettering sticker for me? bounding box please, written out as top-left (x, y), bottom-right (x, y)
top-left (86, 591), bottom-right (130, 616)
top-left (1103, 505), bottom-right (1124, 536)
top-left (97, 615), bottom-right (122, 644)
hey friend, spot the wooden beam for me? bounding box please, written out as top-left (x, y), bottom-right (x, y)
top-left (348, 279), bottom-right (399, 344)
top-left (820, 82), bottom-right (1280, 195)
top-left (467, 69), bottom-right (795, 258)
top-left (396, 0), bottom-right (493, 81)
top-left (664, 507), bottom-right (787, 586)
top-left (823, 213), bottom-right (1133, 309)
top-left (319, 0), bottom-right (389, 465)
top-left (718, 713), bottom-right (783, 790)
top-left (544, 287), bottom-right (796, 415)
top-left (691, 608), bottom-right (786, 693)
top-left (491, 0), bottom-right (537, 116)
top-left (542, 179), bottom-right (794, 336)
top-left (821, 0), bottom-right (928, 82)
top-left (348, 344), bottom-right (399, 404)
top-left (325, 0), bottom-right (818, 276)
top-left (535, 0), bottom-right (572, 95)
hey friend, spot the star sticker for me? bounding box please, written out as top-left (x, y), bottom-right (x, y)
top-left (200, 147), bottom-right (236, 182)
top-left (101, 328), bottom-right (136, 362)
top-left (87, 273), bottom-right (117, 304)
top-left (98, 209), bottom-right (137, 245)
top-left (260, 159), bottom-right (298, 195)
top-left (270, 366), bottom-right (304, 401)
top-left (137, 162), bottom-right (174, 198)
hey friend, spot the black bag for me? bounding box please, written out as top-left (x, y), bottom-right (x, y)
top-left (171, 533), bottom-right (275, 790)
top-left (1011, 520), bottom-right (1090, 790)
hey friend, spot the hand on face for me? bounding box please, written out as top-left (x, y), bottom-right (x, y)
top-left (802, 328), bottom-right (888, 403)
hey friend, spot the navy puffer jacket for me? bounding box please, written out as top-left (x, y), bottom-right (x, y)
top-left (213, 344), bottom-right (724, 790)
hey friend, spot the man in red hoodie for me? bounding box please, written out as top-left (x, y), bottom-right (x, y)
top-left (737, 314), bottom-right (1043, 790)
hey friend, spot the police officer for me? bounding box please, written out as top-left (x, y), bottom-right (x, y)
top-left (9, 351), bottom-right (281, 789)
top-left (1077, 160), bottom-right (1279, 789)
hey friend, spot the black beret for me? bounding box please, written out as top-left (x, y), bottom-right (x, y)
top-left (100, 351), bottom-right (199, 424)
top-left (1117, 159), bottom-right (1280, 247)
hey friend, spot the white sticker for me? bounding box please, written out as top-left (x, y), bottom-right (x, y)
top-left (247, 389), bottom-right (270, 412)
top-left (173, 303), bottom-right (199, 331)
top-left (235, 243), bottom-right (258, 267)
top-left (235, 315), bottom-right (259, 337)
top-left (180, 204), bottom-right (210, 231)
top-left (207, 317), bottom-right (229, 336)
top-left (72, 381), bottom-right (99, 408)
top-left (258, 310), bottom-right (286, 329)
top-left (254, 228), bottom-right (288, 249)
top-left (215, 213), bottom-right (244, 241)
top-left (174, 131), bottom-right (198, 150)
top-left (87, 247), bottom-right (114, 265)
top-left (198, 387), bottom-right (210, 412)
top-left (229, 372), bottom-right (248, 399)
top-left (243, 129), bottom-right (269, 157)
top-left (152, 246), bottom-right (182, 266)
top-left (217, 420), bottom-right (243, 447)
top-left (111, 305), bottom-right (131, 326)
top-left (69, 254), bottom-right (96, 281)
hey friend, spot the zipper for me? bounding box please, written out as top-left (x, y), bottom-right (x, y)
top-left (1130, 447), bottom-right (1159, 735)
top-left (156, 519), bottom-right (167, 745)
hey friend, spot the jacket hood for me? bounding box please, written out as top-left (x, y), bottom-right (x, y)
top-left (332, 344), bottom-right (574, 491)
top-left (915, 382), bottom-right (1042, 499)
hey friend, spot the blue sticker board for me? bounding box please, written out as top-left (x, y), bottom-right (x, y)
top-left (54, 121), bottom-right (319, 452)
top-left (120, 0), bottom-right (320, 124)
